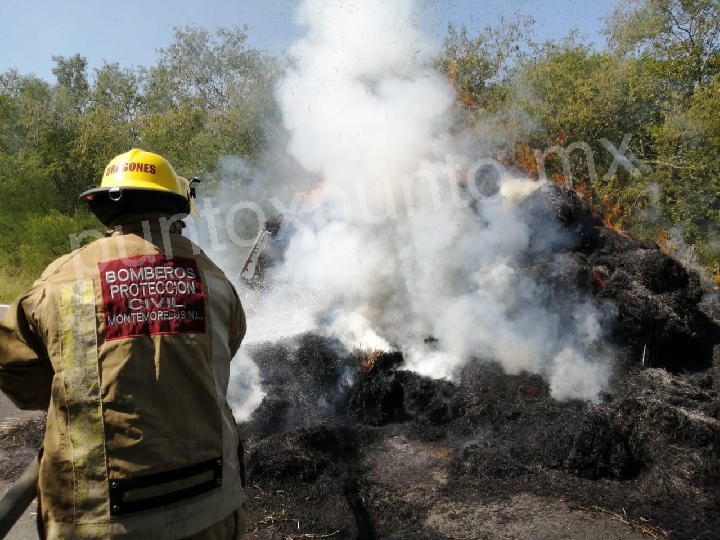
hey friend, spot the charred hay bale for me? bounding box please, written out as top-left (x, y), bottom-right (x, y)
top-left (597, 269), bottom-right (712, 371)
top-left (508, 184), bottom-right (712, 373)
top-left (245, 396), bottom-right (291, 438)
top-left (246, 426), bottom-right (344, 484)
top-left (510, 185), bottom-right (598, 266)
top-left (249, 333), bottom-right (344, 390)
top-left (595, 243), bottom-right (703, 308)
top-left (519, 184), bottom-right (602, 231)
top-left (599, 269), bottom-right (685, 335)
top-left (395, 371), bottom-right (464, 428)
top-left (346, 365), bottom-right (405, 426)
top-left (624, 399), bottom-right (720, 460)
top-left (245, 334), bottom-right (350, 435)
top-left (564, 406), bottom-right (642, 480)
top-left (521, 252), bottom-right (600, 296)
top-left (632, 368), bottom-right (718, 409)
top-left (619, 248), bottom-right (702, 297)
top-left (456, 362), bottom-right (588, 468)
top-left (618, 370), bottom-right (720, 453)
top-left (242, 341), bottom-right (297, 437)
top-left (458, 362), bottom-right (552, 424)
top-left (581, 369), bottom-right (720, 508)
top-left (247, 340), bottom-right (294, 388)
top-left (293, 333), bottom-right (345, 389)
top-left (346, 351), bottom-right (465, 430)
top-left (586, 237), bottom-right (710, 371)
top-left (582, 226), bottom-right (645, 257)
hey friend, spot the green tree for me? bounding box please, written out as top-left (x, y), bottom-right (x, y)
top-left (605, 0), bottom-right (720, 89)
top-left (438, 16), bottom-right (535, 126)
top-left (76, 62), bottom-right (145, 183)
top-left (141, 26), bottom-right (279, 178)
top-left (601, 1), bottom-right (720, 265)
top-left (509, 39), bottom-right (657, 224)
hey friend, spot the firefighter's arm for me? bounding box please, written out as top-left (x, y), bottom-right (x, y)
top-left (0, 293), bottom-right (54, 410)
top-left (228, 283), bottom-right (247, 357)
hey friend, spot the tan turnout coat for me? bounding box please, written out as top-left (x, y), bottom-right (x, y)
top-left (0, 216), bottom-right (246, 539)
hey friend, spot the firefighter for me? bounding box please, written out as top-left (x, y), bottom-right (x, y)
top-left (0, 149), bottom-right (247, 539)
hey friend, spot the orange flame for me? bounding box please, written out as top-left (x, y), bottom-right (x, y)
top-left (655, 230), bottom-right (680, 258)
top-left (553, 172), bottom-right (568, 186)
top-left (461, 94), bottom-right (477, 108)
top-left (574, 183), bottom-right (593, 198)
top-left (514, 141), bottom-right (539, 179)
top-left (359, 350), bottom-right (402, 375)
top-left (602, 195), bottom-right (623, 230)
top-left (289, 181), bottom-right (326, 199)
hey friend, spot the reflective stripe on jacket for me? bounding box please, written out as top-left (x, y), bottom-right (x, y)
top-left (0, 215), bottom-right (246, 539)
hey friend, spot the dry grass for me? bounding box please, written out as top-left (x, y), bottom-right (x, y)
top-left (564, 500), bottom-right (670, 538)
top-left (0, 416), bottom-right (44, 449)
top-left (0, 415), bottom-right (45, 481)
top-left (0, 267), bottom-right (33, 304)
top-left (248, 489), bottom-right (341, 540)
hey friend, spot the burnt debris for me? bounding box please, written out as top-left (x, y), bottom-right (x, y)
top-left (241, 335), bottom-right (720, 539)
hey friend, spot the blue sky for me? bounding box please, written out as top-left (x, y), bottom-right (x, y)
top-left (1, 0), bottom-right (619, 82)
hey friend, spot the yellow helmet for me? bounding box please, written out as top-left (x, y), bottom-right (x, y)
top-left (81, 149), bottom-right (199, 225)
top-left (80, 149), bottom-right (185, 200)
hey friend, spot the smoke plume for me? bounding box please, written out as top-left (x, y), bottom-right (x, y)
top-left (229, 0), bottom-right (615, 411)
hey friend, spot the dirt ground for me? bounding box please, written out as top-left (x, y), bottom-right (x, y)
top-left (246, 487), bottom-right (653, 540)
top-left (241, 423), bottom-right (661, 540)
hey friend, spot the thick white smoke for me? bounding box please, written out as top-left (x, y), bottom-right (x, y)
top-left (231, 0), bottom-right (615, 408)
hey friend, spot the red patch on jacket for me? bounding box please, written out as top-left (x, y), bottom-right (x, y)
top-left (99, 255), bottom-right (206, 341)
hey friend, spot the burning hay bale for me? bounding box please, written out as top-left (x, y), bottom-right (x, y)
top-left (518, 184), bottom-right (718, 373)
top-left (346, 351), bottom-right (405, 426)
top-left (234, 184), bottom-right (720, 538)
